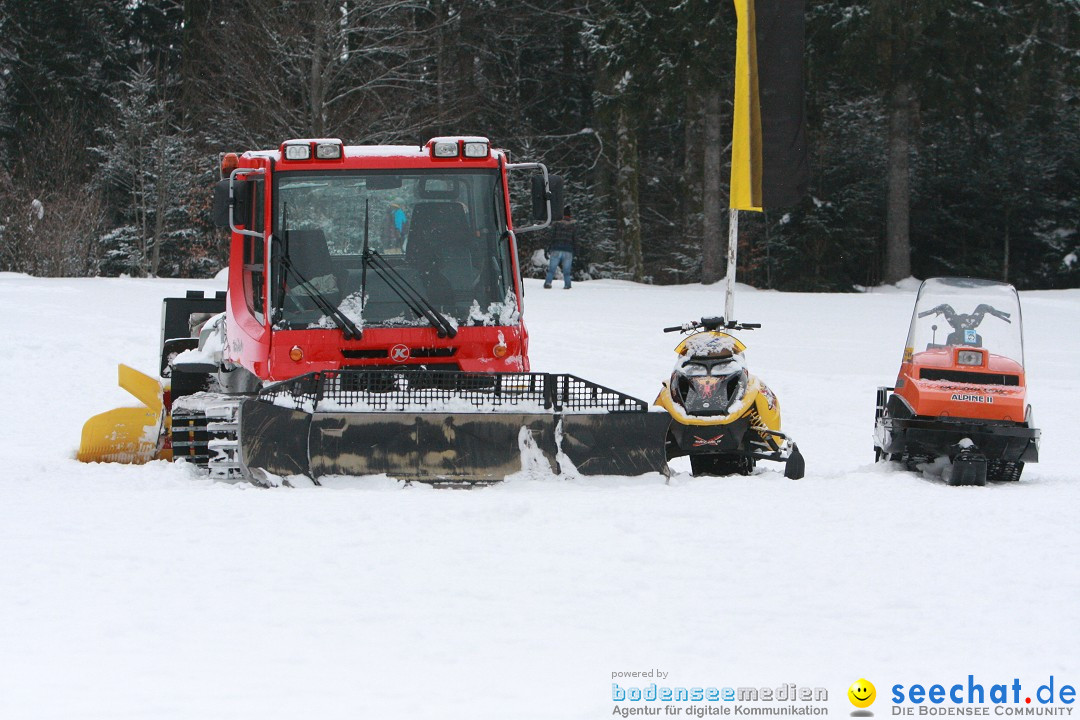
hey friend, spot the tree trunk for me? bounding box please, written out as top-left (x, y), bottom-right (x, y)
top-left (701, 86), bottom-right (724, 284)
top-left (136, 147), bottom-right (148, 278)
top-left (1002, 206), bottom-right (1010, 282)
top-left (883, 81), bottom-right (913, 284)
top-left (180, 0), bottom-right (213, 127)
top-left (150, 141), bottom-right (167, 277)
top-left (615, 102), bottom-right (643, 282)
top-left (309, 29), bottom-right (325, 137)
top-left (435, 0), bottom-right (449, 129)
top-left (682, 86), bottom-right (703, 283)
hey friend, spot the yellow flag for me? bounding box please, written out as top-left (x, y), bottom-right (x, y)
top-left (730, 0), bottom-right (763, 211)
top-left (729, 0), bottom-right (808, 211)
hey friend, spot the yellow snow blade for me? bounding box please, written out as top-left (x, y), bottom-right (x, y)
top-left (77, 364), bottom-right (169, 464)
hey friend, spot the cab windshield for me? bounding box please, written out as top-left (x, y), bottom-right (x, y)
top-left (272, 169), bottom-right (515, 329)
top-left (905, 277), bottom-right (1024, 367)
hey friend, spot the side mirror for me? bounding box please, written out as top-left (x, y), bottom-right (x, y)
top-left (212, 180), bottom-right (230, 227)
top-left (508, 162), bottom-right (556, 234)
top-left (211, 178), bottom-right (251, 228)
top-left (531, 174), bottom-right (564, 223)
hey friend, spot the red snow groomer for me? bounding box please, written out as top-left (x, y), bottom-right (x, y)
top-left (874, 277), bottom-right (1040, 485)
top-left (78, 137), bottom-right (668, 484)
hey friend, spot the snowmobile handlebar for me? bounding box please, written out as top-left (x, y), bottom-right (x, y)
top-left (980, 304), bottom-right (1012, 322)
top-left (918, 304), bottom-right (958, 321)
top-left (917, 303), bottom-right (1011, 329)
top-left (663, 317), bottom-right (762, 334)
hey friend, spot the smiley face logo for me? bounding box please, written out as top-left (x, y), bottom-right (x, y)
top-left (848, 679), bottom-right (876, 709)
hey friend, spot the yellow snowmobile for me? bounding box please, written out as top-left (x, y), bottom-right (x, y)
top-left (655, 317), bottom-right (804, 478)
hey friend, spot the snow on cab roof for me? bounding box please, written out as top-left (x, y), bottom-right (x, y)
top-left (244, 145), bottom-right (446, 160)
top-left (241, 137), bottom-right (496, 162)
top-left (428, 135), bottom-right (489, 145)
top-left (344, 145), bottom-right (427, 158)
top-left (246, 144), bottom-right (425, 158)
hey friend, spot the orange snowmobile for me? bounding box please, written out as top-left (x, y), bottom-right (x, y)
top-left (874, 277), bottom-right (1040, 485)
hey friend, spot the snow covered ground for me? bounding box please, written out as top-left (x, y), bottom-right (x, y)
top-left (0, 272), bottom-right (1077, 720)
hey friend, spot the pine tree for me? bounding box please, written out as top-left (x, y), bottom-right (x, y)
top-left (94, 61), bottom-right (193, 277)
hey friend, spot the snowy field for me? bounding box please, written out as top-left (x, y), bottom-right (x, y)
top-left (1, 272), bottom-right (1077, 720)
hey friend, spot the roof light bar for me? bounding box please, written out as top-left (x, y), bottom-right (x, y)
top-left (428, 136), bottom-right (492, 159)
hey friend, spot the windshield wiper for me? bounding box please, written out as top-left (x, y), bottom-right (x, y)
top-left (280, 256), bottom-right (363, 340)
top-left (357, 200), bottom-right (456, 339)
top-left (277, 205), bottom-right (362, 340)
top-left (363, 248), bottom-right (458, 339)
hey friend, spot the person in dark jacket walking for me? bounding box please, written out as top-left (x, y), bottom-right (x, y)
top-left (543, 206), bottom-right (577, 289)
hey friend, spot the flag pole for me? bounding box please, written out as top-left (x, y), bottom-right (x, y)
top-left (727, 0), bottom-right (806, 319)
top-left (725, 208), bottom-right (739, 319)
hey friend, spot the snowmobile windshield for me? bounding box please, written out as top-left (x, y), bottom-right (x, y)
top-left (272, 169), bottom-right (515, 330)
top-left (905, 277), bottom-right (1024, 367)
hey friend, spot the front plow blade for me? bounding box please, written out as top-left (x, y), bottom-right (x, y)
top-left (559, 413), bottom-right (670, 475)
top-left (239, 399), bottom-right (559, 482)
top-left (311, 412), bottom-right (559, 481)
top-left (239, 370), bottom-right (670, 483)
top-left (78, 364), bottom-right (167, 464)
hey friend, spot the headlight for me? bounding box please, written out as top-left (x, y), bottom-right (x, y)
top-left (681, 362), bottom-right (708, 377)
top-left (709, 358), bottom-right (740, 376)
top-left (284, 144), bottom-right (311, 160)
top-left (315, 142), bottom-right (342, 159)
top-left (957, 350), bottom-right (983, 366)
top-left (433, 141), bottom-right (459, 158)
top-left (463, 141), bottom-right (488, 158)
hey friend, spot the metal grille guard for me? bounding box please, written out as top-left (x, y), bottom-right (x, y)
top-left (257, 370), bottom-right (651, 414)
